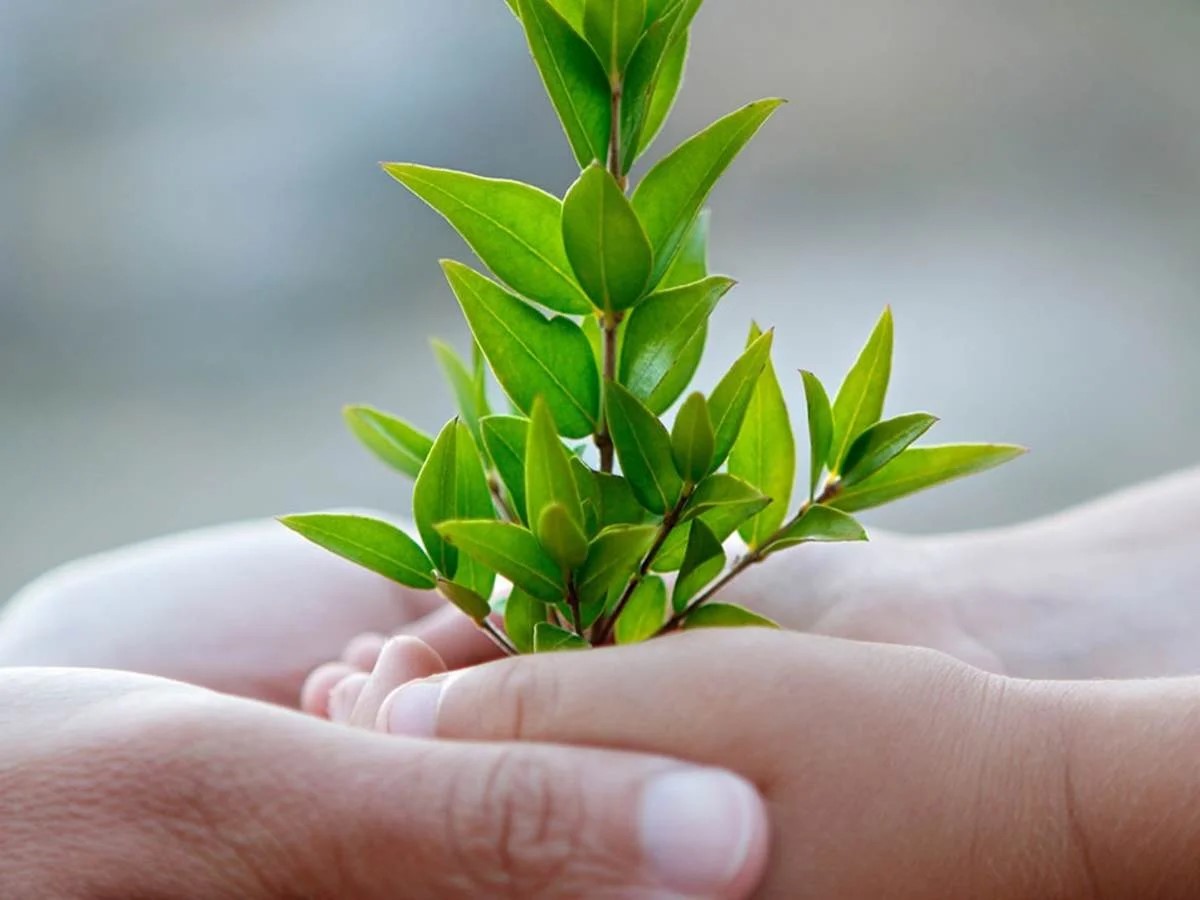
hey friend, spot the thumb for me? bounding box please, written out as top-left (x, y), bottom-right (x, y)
top-left (182, 695), bottom-right (770, 899)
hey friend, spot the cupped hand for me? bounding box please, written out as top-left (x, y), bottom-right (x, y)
top-left (375, 629), bottom-right (1091, 898)
top-left (0, 664), bottom-right (768, 899)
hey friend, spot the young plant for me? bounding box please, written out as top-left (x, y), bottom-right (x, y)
top-left (281, 0), bottom-right (1024, 654)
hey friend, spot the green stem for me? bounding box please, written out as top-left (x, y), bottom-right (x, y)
top-left (480, 618), bottom-right (519, 656)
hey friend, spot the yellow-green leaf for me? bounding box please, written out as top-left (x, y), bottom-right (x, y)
top-left (536, 502), bottom-right (590, 570)
top-left (481, 415), bottom-right (531, 524)
top-left (576, 523), bottom-right (657, 606)
top-left (343, 405), bottom-right (432, 479)
top-left (436, 520), bottom-right (565, 602)
top-left (505, 588), bottom-right (548, 654)
top-left (443, 261), bottom-right (599, 438)
top-left (533, 622), bottom-right (589, 651)
top-left (829, 307), bottom-right (893, 473)
top-left (279, 514), bottom-right (436, 590)
top-left (670, 391), bottom-right (714, 483)
top-left (632, 98), bottom-right (783, 284)
top-left (684, 603), bottom-right (778, 630)
top-left (383, 164), bottom-right (590, 314)
top-left (615, 575), bottom-right (667, 644)
top-left (620, 275), bottom-right (733, 413)
top-left (829, 444), bottom-right (1027, 514)
top-left (681, 473), bottom-right (771, 523)
top-left (672, 519), bottom-right (725, 610)
top-left (525, 397), bottom-right (584, 531)
top-left (436, 577), bottom-right (492, 622)
top-left (839, 412), bottom-right (938, 489)
top-left (728, 323), bottom-right (794, 549)
top-left (605, 382), bottom-right (683, 514)
top-left (432, 339), bottom-right (491, 445)
top-left (562, 163), bottom-right (653, 313)
top-left (765, 505), bottom-right (866, 553)
top-left (660, 208), bottom-right (709, 289)
top-left (707, 329), bottom-right (773, 468)
top-left (583, 0), bottom-right (646, 77)
top-left (800, 370), bottom-right (833, 500)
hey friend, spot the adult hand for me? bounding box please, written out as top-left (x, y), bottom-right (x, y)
top-left (377, 629), bottom-right (1092, 897)
top-left (0, 663), bottom-right (768, 899)
top-left (0, 518), bottom-right (493, 706)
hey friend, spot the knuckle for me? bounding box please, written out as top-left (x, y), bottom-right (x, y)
top-left (468, 660), bottom-right (561, 742)
top-left (444, 748), bottom-right (595, 897)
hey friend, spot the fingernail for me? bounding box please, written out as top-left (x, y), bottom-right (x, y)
top-left (639, 768), bottom-right (764, 897)
top-left (383, 677), bottom-right (445, 738)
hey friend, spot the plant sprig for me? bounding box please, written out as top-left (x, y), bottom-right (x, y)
top-left (281, 0), bottom-right (1025, 653)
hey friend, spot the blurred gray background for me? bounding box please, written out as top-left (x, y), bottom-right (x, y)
top-left (2, 1), bottom-right (1198, 601)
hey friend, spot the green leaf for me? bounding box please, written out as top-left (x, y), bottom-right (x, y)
top-left (828, 444), bottom-right (1027, 514)
top-left (636, 30), bottom-right (688, 158)
top-left (436, 520), bottom-right (565, 602)
top-left (432, 339), bottom-right (491, 444)
top-left (708, 328), bottom-right (773, 468)
top-left (536, 503), bottom-right (590, 570)
top-left (436, 577), bottom-right (492, 622)
top-left (681, 473), bottom-right (771, 523)
top-left (619, 275), bottom-right (733, 414)
top-left (533, 622), bottom-right (589, 652)
top-left (800, 370), bottom-right (833, 501)
top-left (583, 0), bottom-right (645, 76)
top-left (443, 261), bottom-right (600, 439)
top-left (562, 163), bottom-right (654, 313)
top-left (672, 519), bottom-right (725, 610)
top-left (504, 588), bottom-right (547, 654)
top-left (451, 421), bottom-right (499, 599)
top-left (632, 98), bottom-right (783, 284)
top-left (413, 421), bottom-right (460, 578)
top-left (343, 405), bottom-right (433, 479)
top-left (279, 514), bottom-right (436, 590)
top-left (829, 307), bottom-right (894, 473)
top-left (615, 575), bottom-right (667, 644)
top-left (764, 505), bottom-right (867, 553)
top-left (525, 397), bottom-right (584, 531)
top-left (728, 323), bottom-right (794, 549)
top-left (548, 0), bottom-right (586, 29)
top-left (575, 523), bottom-right (657, 606)
top-left (619, 0), bottom-right (702, 171)
top-left (594, 472), bottom-right (650, 528)
top-left (670, 392), bottom-right (714, 483)
top-left (605, 382), bottom-right (684, 514)
top-left (570, 457), bottom-right (602, 536)
top-left (383, 164), bottom-right (590, 315)
top-left (515, 0), bottom-right (611, 168)
top-left (684, 603), bottom-right (779, 630)
top-left (660, 208), bottom-right (709, 289)
top-left (481, 415), bottom-right (530, 524)
top-left (840, 412), bottom-right (938, 489)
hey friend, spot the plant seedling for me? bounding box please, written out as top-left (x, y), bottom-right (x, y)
top-left (282, 0), bottom-right (1025, 653)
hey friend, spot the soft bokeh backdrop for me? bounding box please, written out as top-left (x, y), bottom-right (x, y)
top-left (3, 1), bottom-right (1198, 600)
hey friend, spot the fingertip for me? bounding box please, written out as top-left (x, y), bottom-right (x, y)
top-left (300, 662), bottom-right (358, 717)
top-left (328, 672), bottom-right (369, 724)
top-left (342, 632), bottom-right (388, 670)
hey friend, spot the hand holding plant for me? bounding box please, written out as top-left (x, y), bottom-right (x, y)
top-left (282, 0), bottom-right (1023, 654)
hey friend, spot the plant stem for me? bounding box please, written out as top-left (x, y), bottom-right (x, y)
top-left (480, 618), bottom-right (518, 656)
top-left (656, 480), bottom-right (844, 634)
top-left (594, 489), bottom-right (691, 644)
top-left (566, 576), bottom-right (585, 637)
top-left (608, 83), bottom-right (626, 191)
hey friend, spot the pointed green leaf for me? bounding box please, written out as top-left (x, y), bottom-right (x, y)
top-left (708, 329), bottom-right (773, 468)
top-left (764, 505), bottom-right (867, 553)
top-left (576, 523), bottom-right (657, 606)
top-left (436, 520), bottom-right (565, 602)
top-left (413, 421), bottom-right (461, 578)
top-left (481, 415), bottom-right (531, 524)
top-left (525, 398), bottom-right (584, 531)
top-left (533, 622), bottom-right (589, 652)
top-left (632, 98), bottom-right (783, 283)
top-left (840, 412), bottom-right (938, 489)
top-left (548, 0), bottom-right (585, 29)
top-left (661, 208), bottom-right (709, 289)
top-left (829, 307), bottom-right (894, 472)
top-left (562, 164), bottom-right (653, 313)
top-left (505, 588), bottom-right (548, 654)
top-left (681, 473), bottom-right (771, 523)
top-left (594, 472), bottom-right (650, 528)
top-left (570, 457), bottom-right (602, 536)
top-left (383, 164), bottom-right (590, 315)
top-left (636, 30), bottom-right (688, 158)
top-left (536, 503), bottom-right (590, 570)
top-left (828, 444), bottom-right (1027, 514)
top-left (800, 370), bottom-right (833, 500)
top-left (432, 339), bottom-right (491, 444)
top-left (583, 0), bottom-right (645, 76)
top-left (436, 577), bottom-right (492, 622)
top-left (443, 261), bottom-right (600, 438)
top-left (280, 514), bottom-right (436, 590)
top-left (343, 405), bottom-right (433, 478)
top-left (620, 275), bottom-right (733, 413)
top-left (729, 323), bottom-right (794, 549)
top-left (652, 494), bottom-right (759, 574)
top-left (454, 422), bottom-right (499, 599)
top-left (670, 392), bottom-right (714, 483)
top-left (619, 0), bottom-right (702, 171)
top-left (515, 0), bottom-right (611, 167)
top-left (605, 382), bottom-right (683, 514)
top-left (684, 603), bottom-right (779, 630)
top-left (673, 519), bottom-right (725, 610)
top-left (615, 575), bottom-right (667, 644)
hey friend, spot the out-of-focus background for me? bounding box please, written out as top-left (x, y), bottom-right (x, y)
top-left (2, 1), bottom-right (1198, 601)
